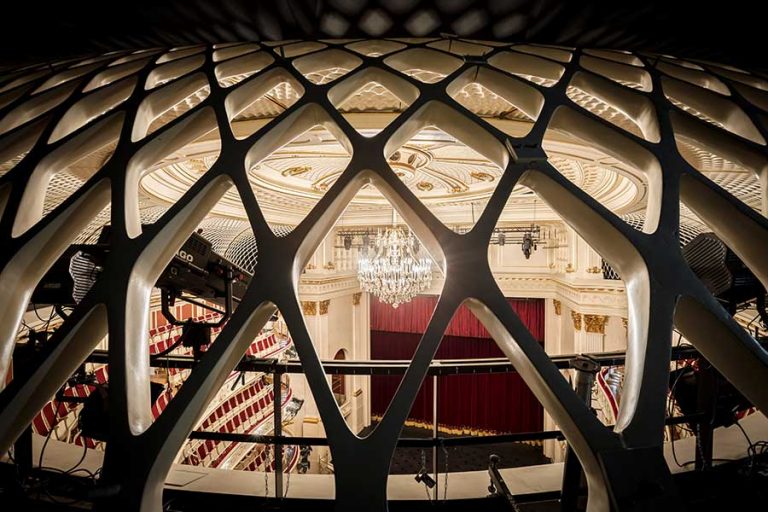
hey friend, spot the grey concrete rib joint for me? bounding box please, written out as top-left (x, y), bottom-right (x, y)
top-left (0, 39), bottom-right (766, 512)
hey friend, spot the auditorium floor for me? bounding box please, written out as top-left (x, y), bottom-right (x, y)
top-left (4, 414), bottom-right (765, 510)
top-left (360, 422), bottom-right (552, 474)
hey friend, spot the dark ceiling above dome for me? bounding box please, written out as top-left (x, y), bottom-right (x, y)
top-left (2, 0), bottom-right (765, 69)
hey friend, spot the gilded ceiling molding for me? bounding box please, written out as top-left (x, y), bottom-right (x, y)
top-left (301, 301), bottom-right (317, 316)
top-left (571, 311), bottom-right (582, 331)
top-left (319, 299), bottom-right (330, 315)
top-left (584, 314), bottom-right (609, 334)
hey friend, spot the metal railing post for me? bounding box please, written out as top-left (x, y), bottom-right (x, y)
top-left (273, 367), bottom-right (284, 498)
top-left (560, 355), bottom-right (599, 512)
top-left (695, 364), bottom-right (716, 470)
top-left (432, 374), bottom-right (438, 500)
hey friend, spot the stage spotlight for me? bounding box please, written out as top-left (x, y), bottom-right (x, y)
top-left (521, 232), bottom-right (533, 259)
top-left (414, 468), bottom-right (436, 488)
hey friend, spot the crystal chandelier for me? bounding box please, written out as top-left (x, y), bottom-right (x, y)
top-left (357, 226), bottom-right (433, 308)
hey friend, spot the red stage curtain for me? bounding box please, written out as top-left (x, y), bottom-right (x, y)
top-left (370, 297), bottom-right (545, 434)
top-left (370, 295), bottom-right (544, 341)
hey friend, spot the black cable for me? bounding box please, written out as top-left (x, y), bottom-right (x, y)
top-left (440, 439), bottom-right (449, 502)
top-left (667, 363), bottom-right (693, 468)
top-left (37, 397), bottom-right (64, 472)
top-left (667, 332), bottom-right (697, 465)
top-left (733, 419), bottom-right (758, 472)
top-left (62, 439), bottom-right (89, 475)
top-left (17, 318), bottom-right (32, 338)
top-left (150, 330), bottom-right (186, 360)
top-left (34, 465), bottom-right (96, 506)
top-left (32, 303), bottom-right (47, 325)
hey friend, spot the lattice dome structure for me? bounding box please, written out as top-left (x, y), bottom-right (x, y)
top-left (0, 39), bottom-right (767, 512)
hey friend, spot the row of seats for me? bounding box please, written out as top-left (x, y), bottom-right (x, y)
top-left (241, 445), bottom-right (271, 471)
top-left (241, 443), bottom-right (299, 473)
top-left (29, 308), bottom-right (289, 460)
top-left (186, 384), bottom-right (285, 467)
top-left (31, 365), bottom-right (109, 436)
top-left (148, 312), bottom-right (220, 338)
top-left (32, 381), bottom-right (102, 449)
top-left (244, 333), bottom-right (281, 357)
top-left (210, 388), bottom-right (292, 468)
top-left (149, 321), bottom-right (281, 360)
top-left (151, 390), bottom-right (175, 419)
top-left (199, 380), bottom-right (272, 430)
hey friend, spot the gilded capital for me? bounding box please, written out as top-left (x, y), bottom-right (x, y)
top-left (584, 314), bottom-right (608, 334)
top-left (571, 311), bottom-right (582, 330)
top-left (301, 301), bottom-right (317, 316)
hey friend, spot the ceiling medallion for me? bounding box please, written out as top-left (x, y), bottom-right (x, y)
top-left (388, 145), bottom-right (432, 181)
top-left (357, 226), bottom-right (433, 308)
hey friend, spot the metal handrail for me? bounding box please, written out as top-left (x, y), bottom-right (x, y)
top-left (41, 344), bottom-right (709, 451)
top-left (81, 344), bottom-right (701, 375)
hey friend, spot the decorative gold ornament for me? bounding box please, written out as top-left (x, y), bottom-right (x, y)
top-left (282, 165), bottom-right (312, 176)
top-left (584, 314), bottom-right (608, 334)
top-left (301, 301), bottom-right (317, 316)
top-left (622, 317), bottom-right (628, 330)
top-left (470, 171), bottom-right (495, 182)
top-left (565, 263), bottom-right (576, 273)
top-left (553, 299), bottom-right (562, 315)
top-left (323, 261), bottom-right (335, 270)
top-left (586, 266), bottom-right (602, 274)
top-left (319, 300), bottom-right (330, 315)
top-left (352, 292), bottom-right (362, 306)
top-left (571, 311), bottom-right (582, 330)
top-left (416, 181), bottom-right (433, 191)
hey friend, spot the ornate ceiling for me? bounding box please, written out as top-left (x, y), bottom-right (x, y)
top-left (12, 38), bottom-right (759, 236)
top-left (138, 125), bottom-right (648, 227)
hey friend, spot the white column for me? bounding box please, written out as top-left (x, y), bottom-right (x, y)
top-left (545, 298), bottom-right (562, 355)
top-left (604, 316), bottom-right (627, 352)
top-left (543, 298), bottom-right (565, 461)
top-left (298, 300), bottom-right (324, 471)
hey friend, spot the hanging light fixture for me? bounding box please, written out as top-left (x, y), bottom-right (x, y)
top-left (357, 211), bottom-right (433, 308)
